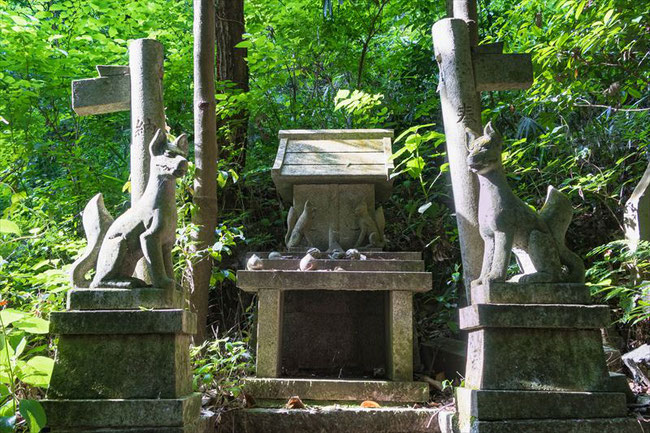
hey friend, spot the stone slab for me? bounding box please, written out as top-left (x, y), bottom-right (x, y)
top-left (246, 251), bottom-right (422, 260)
top-left (466, 418), bottom-right (641, 433)
top-left (49, 309), bottom-right (197, 335)
top-left (217, 406), bottom-right (442, 433)
top-left (71, 73), bottom-right (131, 116)
top-left (455, 388), bottom-right (628, 420)
top-left (67, 288), bottom-right (184, 310)
top-left (459, 304), bottom-right (610, 331)
top-left (259, 258), bottom-right (424, 272)
top-left (465, 328), bottom-right (610, 391)
top-left (43, 393), bottom-right (201, 428)
top-left (47, 333), bottom-right (192, 399)
top-left (244, 378), bottom-right (429, 402)
top-left (237, 270), bottom-right (432, 293)
top-left (471, 282), bottom-right (591, 305)
top-left (292, 183), bottom-right (376, 250)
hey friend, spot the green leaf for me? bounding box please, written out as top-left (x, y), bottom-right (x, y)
top-left (0, 309), bottom-right (28, 327)
top-left (0, 220), bottom-right (20, 235)
top-left (0, 399), bottom-right (14, 417)
top-left (0, 416), bottom-right (15, 433)
top-left (234, 40), bottom-right (251, 49)
top-left (16, 356), bottom-right (54, 388)
top-left (19, 400), bottom-right (46, 433)
top-left (13, 317), bottom-right (49, 334)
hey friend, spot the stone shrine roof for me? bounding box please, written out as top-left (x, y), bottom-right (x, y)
top-left (272, 129), bottom-right (395, 202)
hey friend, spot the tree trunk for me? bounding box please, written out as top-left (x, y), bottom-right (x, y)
top-left (215, 0), bottom-right (249, 172)
top-left (190, 0), bottom-right (218, 343)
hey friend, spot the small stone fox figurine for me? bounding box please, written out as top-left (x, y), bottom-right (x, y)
top-left (467, 122), bottom-right (584, 286)
top-left (70, 129), bottom-right (188, 290)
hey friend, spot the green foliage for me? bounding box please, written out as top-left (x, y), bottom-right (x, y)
top-left (191, 333), bottom-right (255, 407)
top-left (0, 307), bottom-right (52, 432)
top-left (587, 240), bottom-right (650, 324)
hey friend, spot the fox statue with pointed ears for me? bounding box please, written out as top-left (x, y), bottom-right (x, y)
top-left (71, 129), bottom-right (188, 290)
top-left (467, 122), bottom-right (585, 287)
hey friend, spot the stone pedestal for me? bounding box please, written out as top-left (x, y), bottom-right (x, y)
top-left (236, 251), bottom-right (431, 404)
top-left (440, 282), bottom-right (638, 433)
top-left (43, 289), bottom-right (201, 432)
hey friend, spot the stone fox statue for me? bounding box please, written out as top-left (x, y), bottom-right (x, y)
top-left (70, 130), bottom-right (188, 290)
top-left (467, 122), bottom-right (584, 286)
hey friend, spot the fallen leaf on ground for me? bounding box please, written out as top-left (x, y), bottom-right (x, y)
top-left (286, 396), bottom-right (305, 409)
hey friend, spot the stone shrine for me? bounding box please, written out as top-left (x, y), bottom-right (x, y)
top-left (228, 130), bottom-right (436, 431)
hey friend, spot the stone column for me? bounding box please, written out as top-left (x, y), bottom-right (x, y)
top-left (256, 289), bottom-right (284, 378)
top-left (128, 38), bottom-right (166, 203)
top-left (432, 19), bottom-right (484, 300)
top-left (128, 39), bottom-right (166, 282)
top-left (387, 291), bottom-right (414, 381)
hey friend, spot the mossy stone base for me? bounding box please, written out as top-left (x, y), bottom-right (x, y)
top-left (43, 393), bottom-right (201, 430)
top-left (464, 327), bottom-right (610, 391)
top-left (67, 287), bottom-right (184, 310)
top-left (46, 309), bottom-right (200, 432)
top-left (217, 405), bottom-right (443, 433)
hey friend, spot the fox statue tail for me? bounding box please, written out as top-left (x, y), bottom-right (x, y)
top-left (539, 186), bottom-right (585, 283)
top-left (70, 194), bottom-right (114, 288)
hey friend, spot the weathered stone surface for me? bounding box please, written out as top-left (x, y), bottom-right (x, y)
top-left (387, 291), bottom-right (414, 381)
top-left (246, 251), bottom-right (422, 261)
top-left (237, 270), bottom-right (432, 292)
top-left (244, 378), bottom-right (428, 402)
top-left (459, 304), bottom-right (610, 331)
top-left (256, 290), bottom-right (284, 378)
top-left (466, 418), bottom-right (640, 433)
top-left (47, 332), bottom-right (192, 399)
top-left (272, 130), bottom-right (394, 202)
top-left (67, 287), bottom-right (184, 310)
top-left (465, 328), bottom-right (610, 391)
top-left (71, 71), bottom-right (130, 116)
top-left (43, 394), bottom-right (201, 428)
top-left (455, 388), bottom-right (628, 420)
top-left (471, 282), bottom-right (590, 305)
top-left (217, 406), bottom-right (442, 433)
top-left (49, 309), bottom-right (196, 335)
top-left (624, 159), bottom-right (650, 250)
top-left (473, 53), bottom-right (533, 92)
top-left (432, 18), bottom-right (484, 296)
top-left (287, 184), bottom-right (386, 250)
top-left (281, 291), bottom-right (385, 378)
top-left (466, 123), bottom-right (584, 287)
top-left (259, 258), bottom-right (424, 272)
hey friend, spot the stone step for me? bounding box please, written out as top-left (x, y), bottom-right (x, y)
top-left (237, 270), bottom-right (432, 292)
top-left (246, 251), bottom-right (422, 260)
top-left (252, 258), bottom-right (425, 272)
top-left (465, 417), bottom-right (641, 433)
top-left (244, 378), bottom-right (429, 403)
top-left (471, 282), bottom-right (591, 305)
top-left (459, 303), bottom-right (610, 331)
top-left (217, 406), bottom-right (443, 433)
top-left (455, 388), bottom-right (628, 420)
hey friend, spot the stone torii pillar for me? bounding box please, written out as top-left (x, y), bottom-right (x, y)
top-left (71, 38), bottom-right (166, 204)
top-left (72, 39), bottom-right (166, 281)
top-left (431, 6), bottom-right (533, 302)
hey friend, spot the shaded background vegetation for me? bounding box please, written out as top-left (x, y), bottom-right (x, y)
top-left (0, 0), bottom-right (649, 423)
